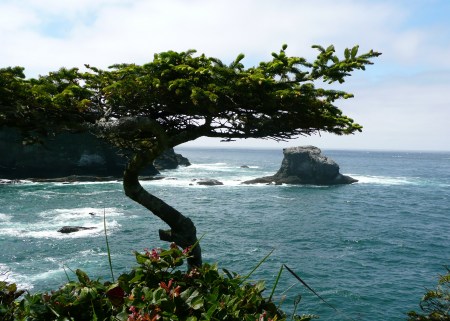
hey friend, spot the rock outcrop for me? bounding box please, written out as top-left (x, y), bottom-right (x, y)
top-left (243, 146), bottom-right (357, 185)
top-left (154, 149), bottom-right (191, 171)
top-left (0, 128), bottom-right (190, 179)
top-left (58, 226), bottom-right (96, 233)
top-left (195, 179), bottom-right (224, 186)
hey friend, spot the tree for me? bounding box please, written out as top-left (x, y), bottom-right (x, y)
top-left (0, 45), bottom-right (380, 268)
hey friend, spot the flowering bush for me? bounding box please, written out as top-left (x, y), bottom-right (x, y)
top-left (1, 244), bottom-right (316, 320)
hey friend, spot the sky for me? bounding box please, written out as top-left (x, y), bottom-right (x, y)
top-left (1, 0), bottom-right (449, 151)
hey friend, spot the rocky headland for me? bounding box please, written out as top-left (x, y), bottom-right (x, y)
top-left (243, 146), bottom-right (357, 185)
top-left (0, 128), bottom-right (190, 180)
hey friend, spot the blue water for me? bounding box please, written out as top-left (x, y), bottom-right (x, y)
top-left (1, 148), bottom-right (449, 321)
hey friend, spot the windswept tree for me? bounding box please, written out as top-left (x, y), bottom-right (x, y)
top-left (0, 45), bottom-right (380, 267)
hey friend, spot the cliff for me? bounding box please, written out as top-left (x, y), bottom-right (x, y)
top-left (0, 128), bottom-right (189, 179)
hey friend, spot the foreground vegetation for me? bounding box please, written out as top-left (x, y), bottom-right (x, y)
top-left (2, 247), bottom-right (449, 321)
top-left (407, 267), bottom-right (450, 321)
top-left (1, 244), bottom-right (318, 321)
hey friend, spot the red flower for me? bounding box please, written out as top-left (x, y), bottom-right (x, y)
top-left (159, 279), bottom-right (181, 298)
top-left (127, 306), bottom-right (159, 321)
top-left (160, 279), bottom-right (173, 294)
top-left (144, 248), bottom-right (160, 260)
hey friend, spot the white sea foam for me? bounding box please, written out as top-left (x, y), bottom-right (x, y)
top-left (0, 263), bottom-right (10, 279)
top-left (352, 175), bottom-right (416, 185)
top-left (10, 220), bottom-right (119, 239)
top-left (43, 257), bottom-right (60, 263)
top-left (0, 179), bottom-right (34, 184)
top-left (53, 180), bottom-right (121, 186)
top-left (0, 206), bottom-right (123, 239)
top-left (142, 175), bottom-right (269, 188)
top-left (189, 162), bottom-right (229, 169)
top-left (78, 248), bottom-right (108, 257)
top-left (0, 263), bottom-right (34, 290)
top-left (0, 213), bottom-right (12, 221)
top-left (28, 268), bottom-right (64, 281)
top-left (187, 163), bottom-right (260, 171)
top-left (270, 195), bottom-right (296, 200)
top-left (39, 207), bottom-right (123, 221)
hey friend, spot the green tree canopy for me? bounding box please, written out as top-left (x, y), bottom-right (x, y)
top-left (0, 45), bottom-right (381, 266)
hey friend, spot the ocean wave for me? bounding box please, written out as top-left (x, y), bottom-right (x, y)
top-left (270, 195), bottom-right (296, 200)
top-left (186, 163), bottom-right (245, 172)
top-left (0, 263), bottom-right (11, 279)
top-left (0, 263), bottom-right (34, 290)
top-left (0, 219), bottom-right (121, 239)
top-left (39, 207), bottom-right (123, 221)
top-left (0, 213), bottom-right (12, 222)
top-left (77, 248), bottom-right (108, 257)
top-left (351, 175), bottom-right (417, 185)
top-left (189, 162), bottom-right (228, 168)
top-left (20, 189), bottom-right (120, 199)
top-left (187, 163), bottom-right (261, 171)
top-left (28, 267), bottom-right (65, 282)
top-left (0, 179), bottom-right (35, 185)
top-left (142, 176), bottom-right (261, 188)
top-left (52, 180), bottom-right (121, 186)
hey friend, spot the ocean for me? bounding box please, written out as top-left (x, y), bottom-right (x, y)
top-left (1, 147), bottom-right (449, 321)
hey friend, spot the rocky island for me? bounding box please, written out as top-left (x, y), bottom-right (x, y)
top-left (243, 146), bottom-right (357, 185)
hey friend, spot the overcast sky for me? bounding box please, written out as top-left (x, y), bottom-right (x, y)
top-left (1, 0), bottom-right (449, 151)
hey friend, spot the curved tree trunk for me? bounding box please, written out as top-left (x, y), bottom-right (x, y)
top-left (123, 151), bottom-right (202, 269)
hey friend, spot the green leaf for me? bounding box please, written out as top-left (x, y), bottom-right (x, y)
top-left (191, 296), bottom-right (204, 310)
top-left (351, 45), bottom-right (359, 59)
top-left (152, 287), bottom-right (167, 304)
top-left (312, 44), bottom-right (325, 52)
top-left (202, 303), bottom-right (218, 320)
top-left (75, 269), bottom-right (90, 285)
top-left (184, 289), bottom-right (204, 310)
top-left (344, 48), bottom-right (350, 59)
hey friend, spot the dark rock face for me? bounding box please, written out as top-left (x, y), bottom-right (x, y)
top-left (196, 179), bottom-right (224, 186)
top-left (58, 226), bottom-right (96, 233)
top-left (154, 148), bottom-right (191, 171)
top-left (0, 128), bottom-right (190, 179)
top-left (243, 146), bottom-right (357, 185)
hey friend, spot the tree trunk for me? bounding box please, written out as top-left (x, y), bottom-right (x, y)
top-left (123, 151), bottom-right (202, 269)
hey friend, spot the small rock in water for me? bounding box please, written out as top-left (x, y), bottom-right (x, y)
top-left (196, 179), bottom-right (224, 186)
top-left (58, 226), bottom-right (96, 233)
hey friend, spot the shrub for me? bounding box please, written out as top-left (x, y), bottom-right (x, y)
top-left (0, 280), bottom-right (25, 321)
top-left (408, 267), bottom-right (450, 321)
top-left (2, 244), bottom-right (317, 320)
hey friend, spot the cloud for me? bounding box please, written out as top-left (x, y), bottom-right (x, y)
top-left (1, 0), bottom-right (449, 150)
top-left (0, 0), bottom-right (426, 74)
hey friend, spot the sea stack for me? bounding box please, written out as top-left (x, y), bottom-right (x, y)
top-left (243, 146), bottom-right (357, 185)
